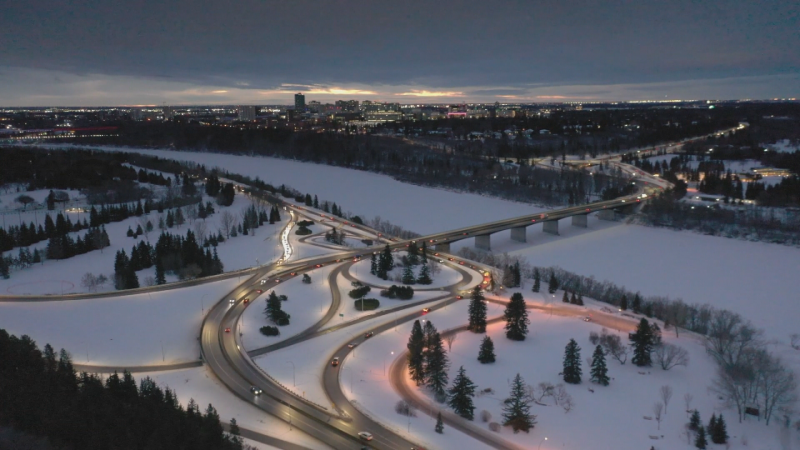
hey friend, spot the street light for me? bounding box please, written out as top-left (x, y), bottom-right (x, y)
top-left (538, 437), bottom-right (548, 449)
top-left (286, 361), bottom-right (295, 386)
top-left (384, 351), bottom-right (394, 376)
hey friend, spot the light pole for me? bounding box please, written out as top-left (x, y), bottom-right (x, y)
top-left (538, 437), bottom-right (548, 449)
top-left (384, 351), bottom-right (394, 376)
top-left (201, 293), bottom-right (207, 315)
top-left (286, 361), bottom-right (295, 386)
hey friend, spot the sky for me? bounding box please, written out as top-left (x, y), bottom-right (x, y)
top-left (1, 0), bottom-right (798, 106)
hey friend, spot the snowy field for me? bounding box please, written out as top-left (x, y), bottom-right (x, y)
top-left (343, 294), bottom-right (800, 450)
top-left (0, 191), bottom-right (287, 295)
top-left (764, 139), bottom-right (800, 154)
top-left (134, 366), bottom-right (331, 450)
top-left (49, 145), bottom-right (549, 234)
top-left (0, 278), bottom-right (241, 366)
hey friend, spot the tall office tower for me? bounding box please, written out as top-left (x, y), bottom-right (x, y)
top-left (237, 105), bottom-right (256, 121)
top-left (295, 93), bottom-right (306, 111)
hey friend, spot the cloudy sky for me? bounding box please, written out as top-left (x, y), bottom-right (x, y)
top-left (1, 0), bottom-right (798, 106)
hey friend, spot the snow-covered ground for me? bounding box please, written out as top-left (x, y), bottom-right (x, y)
top-left (764, 139), bottom-right (800, 154)
top-left (50, 145), bottom-right (550, 234)
top-left (1, 191), bottom-right (287, 295)
top-left (0, 278), bottom-right (241, 366)
top-left (350, 255), bottom-right (464, 290)
top-left (343, 293), bottom-right (800, 450)
top-left (134, 366), bottom-right (331, 450)
top-left (0, 188), bottom-right (84, 213)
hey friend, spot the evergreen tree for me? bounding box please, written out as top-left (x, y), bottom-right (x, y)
top-left (416, 262), bottom-right (433, 285)
top-left (407, 320), bottom-right (426, 385)
top-left (548, 271), bottom-right (559, 294)
top-left (712, 414), bottom-right (728, 444)
top-left (447, 366), bottom-right (476, 420)
top-left (467, 286), bottom-right (487, 333)
top-left (570, 291), bottom-right (577, 304)
top-left (590, 345), bottom-right (609, 386)
top-left (532, 268), bottom-right (540, 293)
top-left (313, 195), bottom-right (319, 208)
top-left (477, 336), bottom-right (496, 364)
top-left (562, 291), bottom-right (569, 303)
top-left (402, 264), bottom-right (416, 285)
top-left (155, 258), bottom-right (166, 285)
top-left (689, 410), bottom-right (701, 431)
top-left (694, 425), bottom-right (707, 449)
top-left (420, 241), bottom-right (428, 262)
top-left (425, 331), bottom-right (449, 401)
top-left (632, 293), bottom-right (642, 314)
top-left (563, 339), bottom-right (582, 384)
top-left (504, 292), bottom-right (529, 341)
top-left (502, 373), bottom-right (536, 433)
top-left (435, 412), bottom-right (444, 434)
top-left (370, 253), bottom-right (377, 275)
top-left (707, 414), bottom-right (717, 439)
top-left (630, 318), bottom-right (655, 367)
top-left (619, 294), bottom-right (628, 311)
top-left (407, 241), bottom-right (419, 265)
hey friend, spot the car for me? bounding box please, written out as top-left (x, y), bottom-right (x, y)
top-left (456, 295), bottom-right (463, 299)
top-left (225, 328), bottom-right (231, 333)
top-left (229, 299), bottom-right (235, 305)
top-left (584, 317), bottom-right (591, 322)
top-left (274, 279), bottom-right (281, 283)
top-left (243, 298), bottom-right (250, 304)
top-left (256, 289), bottom-right (263, 294)
top-left (260, 279), bottom-right (266, 285)
top-left (331, 357), bottom-right (340, 367)
top-left (433, 252), bottom-right (439, 256)
top-left (462, 232), bottom-right (469, 235)
top-left (358, 432), bottom-right (373, 441)
top-left (459, 261), bottom-right (465, 265)
top-left (448, 257), bottom-right (454, 261)
top-left (364, 332), bottom-right (374, 339)
top-left (290, 272), bottom-right (296, 276)
top-left (348, 342), bottom-right (358, 349)
top-left (315, 264), bottom-right (323, 268)
top-left (422, 308), bottom-right (430, 314)
top-left (250, 386), bottom-right (263, 395)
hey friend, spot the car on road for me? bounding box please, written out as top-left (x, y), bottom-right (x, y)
top-left (422, 308), bottom-right (430, 314)
top-left (358, 432), bottom-right (373, 441)
top-left (243, 298), bottom-right (250, 304)
top-left (348, 342), bottom-right (358, 349)
top-left (315, 264), bottom-right (323, 268)
top-left (256, 289), bottom-right (263, 294)
top-left (448, 257), bottom-right (454, 261)
top-left (456, 295), bottom-right (463, 299)
top-left (260, 279), bottom-right (267, 285)
top-left (584, 316), bottom-right (591, 322)
top-left (364, 332), bottom-right (374, 339)
top-left (290, 272), bottom-right (296, 276)
top-left (331, 357), bottom-right (340, 367)
top-left (225, 328), bottom-right (231, 333)
top-left (229, 299), bottom-right (235, 305)
top-left (250, 386), bottom-right (262, 395)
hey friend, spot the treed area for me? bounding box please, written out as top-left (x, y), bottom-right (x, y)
top-left (0, 329), bottom-right (244, 450)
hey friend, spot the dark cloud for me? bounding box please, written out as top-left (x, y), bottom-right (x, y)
top-left (0, 0), bottom-right (797, 105)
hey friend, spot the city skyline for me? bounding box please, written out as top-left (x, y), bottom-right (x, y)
top-left (1, 0), bottom-right (798, 106)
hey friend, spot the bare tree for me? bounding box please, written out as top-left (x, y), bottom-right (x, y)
top-left (654, 343), bottom-right (690, 370)
top-left (759, 354), bottom-right (798, 425)
top-left (711, 348), bottom-right (762, 423)
top-left (535, 382), bottom-right (555, 402)
top-left (15, 194), bottom-right (35, 210)
top-left (445, 334), bottom-right (457, 351)
top-left (185, 204), bottom-right (198, 224)
top-left (653, 402), bottom-right (663, 430)
top-left (659, 385), bottom-right (673, 414)
top-left (220, 211), bottom-right (236, 239)
top-left (194, 220), bottom-right (208, 245)
top-left (81, 273), bottom-right (99, 292)
top-left (138, 215), bottom-right (151, 241)
top-left (706, 310), bottom-right (763, 367)
top-left (667, 300), bottom-right (689, 337)
top-left (480, 410), bottom-right (492, 423)
top-left (683, 393), bottom-right (694, 414)
top-left (791, 333), bottom-right (800, 351)
top-left (598, 330), bottom-right (628, 364)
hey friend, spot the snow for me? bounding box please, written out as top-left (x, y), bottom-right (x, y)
top-left (0, 192), bottom-right (288, 295)
top-left (0, 278), bottom-right (241, 366)
top-left (349, 256), bottom-right (464, 290)
top-left (764, 139), bottom-right (800, 154)
top-left (343, 292), bottom-right (800, 450)
top-left (49, 145), bottom-right (549, 235)
top-left (0, 188), bottom-right (84, 213)
top-left (132, 366), bottom-right (331, 450)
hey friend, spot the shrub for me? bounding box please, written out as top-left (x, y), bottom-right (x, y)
top-left (295, 226), bottom-right (312, 236)
top-left (489, 422), bottom-right (501, 432)
top-left (297, 220), bottom-right (314, 227)
top-left (481, 410), bottom-right (492, 423)
top-left (379, 285), bottom-right (414, 300)
top-left (354, 298), bottom-right (380, 311)
top-left (394, 400), bottom-right (416, 417)
top-left (349, 285), bottom-right (371, 299)
top-left (259, 326), bottom-right (280, 336)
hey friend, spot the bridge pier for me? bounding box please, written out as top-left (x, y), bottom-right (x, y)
top-left (510, 226), bottom-right (527, 243)
top-left (571, 214), bottom-right (588, 228)
top-left (542, 220), bottom-right (559, 235)
top-left (597, 209), bottom-right (616, 221)
top-left (475, 234), bottom-right (491, 251)
top-left (435, 242), bottom-right (451, 253)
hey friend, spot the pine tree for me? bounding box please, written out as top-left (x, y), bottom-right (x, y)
top-left (694, 425), bottom-right (707, 449)
top-left (407, 320), bottom-right (426, 385)
top-left (631, 318), bottom-right (655, 367)
top-left (155, 258), bottom-right (166, 285)
top-left (402, 264), bottom-right (416, 285)
top-left (632, 293), bottom-right (642, 314)
top-left (435, 412), bottom-right (444, 434)
top-left (504, 292), bottom-right (529, 341)
top-left (570, 291), bottom-right (577, 304)
top-left (477, 336), bottom-right (495, 364)
top-left (689, 410), bottom-right (701, 431)
top-left (467, 286), bottom-right (487, 333)
top-left (711, 414), bottom-right (728, 444)
top-left (563, 339), bottom-right (582, 384)
top-left (370, 253), bottom-right (377, 275)
top-left (420, 241), bottom-right (428, 262)
top-left (562, 291), bottom-right (569, 303)
top-left (407, 241), bottom-right (419, 265)
top-left (447, 366), bottom-right (476, 420)
top-left (416, 262), bottom-right (433, 285)
top-left (425, 331), bottom-right (449, 401)
top-left (548, 271), bottom-right (559, 294)
top-left (619, 294), bottom-right (628, 311)
top-left (532, 268), bottom-right (540, 293)
top-left (590, 345), bottom-right (609, 386)
top-left (707, 414), bottom-right (717, 438)
top-left (502, 373), bottom-right (535, 433)
top-left (229, 418), bottom-right (242, 446)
